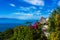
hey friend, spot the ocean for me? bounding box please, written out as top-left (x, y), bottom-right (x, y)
top-left (0, 19), bottom-right (37, 32)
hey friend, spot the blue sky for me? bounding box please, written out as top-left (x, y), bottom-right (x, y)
top-left (0, 0), bottom-right (60, 20)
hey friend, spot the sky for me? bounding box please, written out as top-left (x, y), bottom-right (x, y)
top-left (0, 0), bottom-right (60, 20)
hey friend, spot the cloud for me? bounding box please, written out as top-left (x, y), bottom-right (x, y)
top-left (16, 15), bottom-right (41, 20)
top-left (14, 12), bottom-right (33, 16)
top-left (39, 7), bottom-right (43, 9)
top-left (19, 7), bottom-right (30, 11)
top-left (18, 6), bottom-right (36, 10)
top-left (9, 13), bottom-right (40, 20)
top-left (11, 12), bottom-right (34, 20)
top-left (12, 6), bottom-right (42, 20)
top-left (10, 3), bottom-right (16, 7)
top-left (58, 1), bottom-right (60, 6)
top-left (16, 6), bottom-right (41, 16)
top-left (16, 6), bottom-right (37, 13)
top-left (34, 10), bottom-right (41, 16)
top-left (24, 0), bottom-right (44, 6)
top-left (45, 9), bottom-right (53, 13)
top-left (0, 6), bottom-right (41, 20)
top-left (11, 11), bottom-right (41, 20)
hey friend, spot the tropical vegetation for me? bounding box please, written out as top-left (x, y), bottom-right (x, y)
top-left (0, 7), bottom-right (60, 40)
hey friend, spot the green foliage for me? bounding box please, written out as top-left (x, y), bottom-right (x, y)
top-left (25, 21), bottom-right (32, 26)
top-left (0, 32), bottom-right (4, 40)
top-left (0, 28), bottom-right (14, 40)
top-left (48, 7), bottom-right (60, 40)
top-left (0, 24), bottom-right (48, 40)
top-left (8, 26), bottom-right (33, 40)
top-left (50, 31), bottom-right (60, 40)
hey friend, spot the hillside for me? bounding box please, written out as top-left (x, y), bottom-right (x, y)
top-left (0, 7), bottom-right (60, 40)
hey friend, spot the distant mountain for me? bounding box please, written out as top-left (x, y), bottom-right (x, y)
top-left (0, 18), bottom-right (26, 23)
top-left (0, 18), bottom-right (37, 23)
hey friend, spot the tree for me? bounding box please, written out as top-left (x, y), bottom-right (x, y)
top-left (49, 7), bottom-right (60, 40)
top-left (25, 21), bottom-right (32, 26)
top-left (8, 26), bottom-right (33, 40)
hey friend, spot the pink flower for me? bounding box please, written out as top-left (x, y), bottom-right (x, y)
top-left (30, 22), bottom-right (37, 29)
